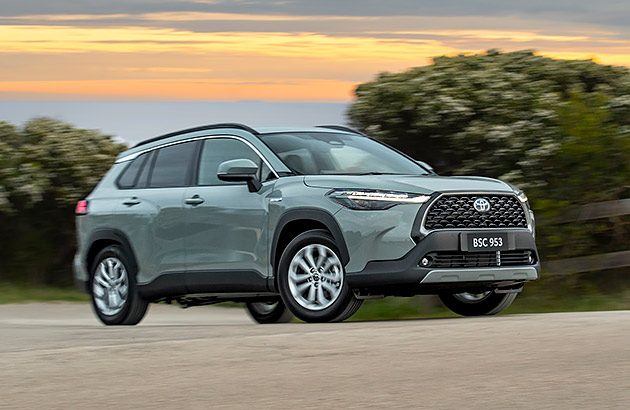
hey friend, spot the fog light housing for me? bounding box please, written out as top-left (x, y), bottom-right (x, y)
top-left (420, 256), bottom-right (432, 267)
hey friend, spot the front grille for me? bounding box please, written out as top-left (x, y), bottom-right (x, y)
top-left (423, 194), bottom-right (528, 230)
top-left (423, 250), bottom-right (534, 268)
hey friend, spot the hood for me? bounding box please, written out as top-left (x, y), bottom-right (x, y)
top-left (303, 175), bottom-right (512, 195)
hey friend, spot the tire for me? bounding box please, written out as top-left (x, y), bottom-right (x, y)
top-left (332, 297), bottom-right (363, 322)
top-left (245, 299), bottom-right (294, 324)
top-left (439, 291), bottom-right (518, 316)
top-left (277, 229), bottom-right (358, 323)
top-left (90, 245), bottom-right (149, 326)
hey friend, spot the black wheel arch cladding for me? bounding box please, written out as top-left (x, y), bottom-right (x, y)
top-left (271, 208), bottom-right (350, 268)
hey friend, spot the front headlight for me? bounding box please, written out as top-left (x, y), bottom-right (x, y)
top-left (513, 188), bottom-right (534, 236)
top-left (326, 189), bottom-right (431, 210)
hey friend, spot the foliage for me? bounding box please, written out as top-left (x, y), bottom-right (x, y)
top-left (349, 49), bottom-right (630, 264)
top-left (0, 118), bottom-right (125, 213)
top-left (348, 49), bottom-right (630, 184)
top-left (520, 93), bottom-right (630, 260)
top-left (0, 118), bottom-right (126, 285)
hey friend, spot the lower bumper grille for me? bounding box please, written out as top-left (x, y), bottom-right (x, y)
top-left (422, 250), bottom-right (535, 268)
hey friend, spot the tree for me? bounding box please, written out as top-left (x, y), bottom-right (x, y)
top-left (348, 50), bottom-right (630, 268)
top-left (348, 50), bottom-right (630, 183)
top-left (519, 92), bottom-right (630, 261)
top-left (0, 118), bottom-right (126, 285)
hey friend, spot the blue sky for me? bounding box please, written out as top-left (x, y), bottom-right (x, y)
top-left (0, 101), bottom-right (347, 144)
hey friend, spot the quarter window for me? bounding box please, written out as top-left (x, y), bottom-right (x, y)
top-left (117, 152), bottom-right (149, 189)
top-left (134, 151), bottom-right (154, 188)
top-left (149, 141), bottom-right (197, 188)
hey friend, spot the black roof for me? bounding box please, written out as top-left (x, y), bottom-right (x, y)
top-left (132, 123), bottom-right (365, 149)
top-left (133, 123), bottom-right (259, 148)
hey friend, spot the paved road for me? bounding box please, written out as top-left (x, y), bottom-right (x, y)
top-left (1, 303), bottom-right (629, 409)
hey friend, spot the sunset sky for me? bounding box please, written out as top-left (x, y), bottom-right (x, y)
top-left (1, 1), bottom-right (629, 142)
top-left (2, 0), bottom-right (630, 103)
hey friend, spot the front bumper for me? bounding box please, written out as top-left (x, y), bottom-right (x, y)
top-left (420, 266), bottom-right (538, 283)
top-left (346, 230), bottom-right (540, 291)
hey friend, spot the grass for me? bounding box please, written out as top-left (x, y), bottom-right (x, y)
top-left (0, 283), bottom-right (89, 304)
top-left (349, 280), bottom-right (630, 321)
top-left (2, 274), bottom-right (629, 320)
top-left (350, 297), bottom-right (457, 321)
top-left (349, 292), bottom-right (630, 321)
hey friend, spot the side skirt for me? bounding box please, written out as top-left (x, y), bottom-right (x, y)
top-left (137, 269), bottom-right (271, 300)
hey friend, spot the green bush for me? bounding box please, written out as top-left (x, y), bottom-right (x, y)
top-left (349, 49), bottom-right (630, 266)
top-left (0, 118), bottom-right (126, 286)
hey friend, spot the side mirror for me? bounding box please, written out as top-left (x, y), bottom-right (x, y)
top-left (415, 160), bottom-right (435, 174)
top-left (217, 158), bottom-right (262, 192)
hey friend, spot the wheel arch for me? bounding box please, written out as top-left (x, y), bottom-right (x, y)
top-left (86, 229), bottom-right (139, 279)
top-left (271, 208), bottom-right (350, 272)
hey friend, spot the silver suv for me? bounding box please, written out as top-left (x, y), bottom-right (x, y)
top-left (74, 124), bottom-right (539, 325)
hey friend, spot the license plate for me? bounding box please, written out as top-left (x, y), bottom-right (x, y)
top-left (466, 232), bottom-right (508, 251)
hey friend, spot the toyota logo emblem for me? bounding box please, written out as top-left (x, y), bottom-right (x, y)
top-left (473, 198), bottom-right (491, 213)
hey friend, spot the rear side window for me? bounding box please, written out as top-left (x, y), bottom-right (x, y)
top-left (117, 152), bottom-right (149, 189)
top-left (149, 141), bottom-right (197, 188)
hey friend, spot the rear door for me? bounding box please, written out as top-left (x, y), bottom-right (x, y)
top-left (113, 141), bottom-right (198, 284)
top-left (183, 137), bottom-right (275, 287)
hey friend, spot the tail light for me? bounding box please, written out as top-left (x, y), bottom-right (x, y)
top-left (75, 200), bottom-right (88, 215)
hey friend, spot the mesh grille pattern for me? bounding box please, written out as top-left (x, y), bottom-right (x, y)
top-left (425, 250), bottom-right (534, 268)
top-left (424, 194), bottom-right (527, 230)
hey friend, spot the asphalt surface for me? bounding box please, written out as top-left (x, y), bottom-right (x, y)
top-left (1, 303), bottom-right (629, 409)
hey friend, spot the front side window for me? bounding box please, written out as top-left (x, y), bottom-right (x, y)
top-left (149, 141), bottom-right (197, 188)
top-left (260, 132), bottom-right (429, 176)
top-left (198, 138), bottom-right (273, 186)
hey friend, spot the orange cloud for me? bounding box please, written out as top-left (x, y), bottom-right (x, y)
top-left (120, 67), bottom-right (214, 73)
top-left (1, 15), bottom-right (629, 102)
top-left (0, 25), bottom-right (453, 61)
top-left (369, 30), bottom-right (590, 42)
top-left (0, 26), bottom-right (455, 60)
top-left (0, 78), bottom-right (357, 102)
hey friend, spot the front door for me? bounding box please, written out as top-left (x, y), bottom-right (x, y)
top-left (184, 137), bottom-right (275, 290)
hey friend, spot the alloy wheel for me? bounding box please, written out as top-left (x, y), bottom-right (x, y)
top-left (287, 244), bottom-right (343, 311)
top-left (453, 291), bottom-right (492, 303)
top-left (92, 257), bottom-right (129, 316)
top-left (248, 301), bottom-right (278, 315)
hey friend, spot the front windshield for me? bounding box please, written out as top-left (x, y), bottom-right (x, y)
top-left (260, 132), bottom-right (429, 176)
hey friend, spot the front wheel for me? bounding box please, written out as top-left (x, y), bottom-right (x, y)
top-left (277, 229), bottom-right (359, 323)
top-left (245, 299), bottom-right (294, 324)
top-left (439, 291), bottom-right (517, 316)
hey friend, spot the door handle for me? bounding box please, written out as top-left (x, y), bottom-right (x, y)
top-left (122, 197), bottom-right (141, 206)
top-left (185, 195), bottom-right (205, 206)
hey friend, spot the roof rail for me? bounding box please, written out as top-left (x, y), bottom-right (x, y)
top-left (315, 125), bottom-right (367, 136)
top-left (133, 123), bottom-right (259, 148)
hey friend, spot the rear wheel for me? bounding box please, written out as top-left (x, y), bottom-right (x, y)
top-left (90, 245), bottom-right (148, 326)
top-left (245, 299), bottom-right (294, 324)
top-left (277, 229), bottom-right (359, 323)
top-left (332, 297), bottom-right (363, 322)
top-left (439, 291), bottom-right (517, 316)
